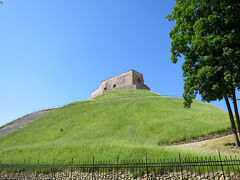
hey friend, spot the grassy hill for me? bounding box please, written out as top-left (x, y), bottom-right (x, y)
top-left (0, 90), bottom-right (230, 163)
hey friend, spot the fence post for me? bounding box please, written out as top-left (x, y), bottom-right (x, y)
top-left (179, 153), bottom-right (184, 180)
top-left (218, 151), bottom-right (226, 180)
top-left (92, 156), bottom-right (95, 180)
top-left (116, 156), bottom-right (119, 180)
top-left (36, 159), bottom-right (40, 179)
top-left (146, 153), bottom-right (149, 180)
top-left (52, 159), bottom-right (55, 180)
top-left (174, 158), bottom-right (179, 179)
top-left (10, 160), bottom-right (13, 175)
top-left (70, 158), bottom-right (73, 179)
top-left (23, 159), bottom-right (25, 180)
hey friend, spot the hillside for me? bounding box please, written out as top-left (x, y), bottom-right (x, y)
top-left (0, 90), bottom-right (230, 163)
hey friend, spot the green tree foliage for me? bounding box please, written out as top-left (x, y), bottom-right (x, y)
top-left (167, 0), bottom-right (240, 147)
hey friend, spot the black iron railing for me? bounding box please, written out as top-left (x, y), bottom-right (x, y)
top-left (1, 153), bottom-right (240, 179)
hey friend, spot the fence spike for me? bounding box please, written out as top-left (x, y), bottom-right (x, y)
top-left (218, 151), bottom-right (226, 180)
top-left (178, 153), bottom-right (184, 180)
top-left (92, 156), bottom-right (94, 180)
top-left (116, 156), bottom-right (119, 180)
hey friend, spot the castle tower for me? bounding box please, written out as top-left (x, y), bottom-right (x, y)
top-left (91, 70), bottom-right (150, 98)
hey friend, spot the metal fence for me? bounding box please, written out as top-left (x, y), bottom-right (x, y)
top-left (1, 153), bottom-right (240, 179)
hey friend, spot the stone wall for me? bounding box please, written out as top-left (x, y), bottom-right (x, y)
top-left (0, 170), bottom-right (232, 179)
top-left (91, 70), bottom-right (150, 98)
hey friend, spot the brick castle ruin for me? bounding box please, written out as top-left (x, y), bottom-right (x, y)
top-left (91, 70), bottom-right (150, 98)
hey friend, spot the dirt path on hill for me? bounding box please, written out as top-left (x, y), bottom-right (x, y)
top-left (170, 137), bottom-right (218, 153)
top-left (169, 133), bottom-right (240, 156)
top-left (168, 129), bottom-right (240, 156)
top-left (0, 110), bottom-right (50, 138)
top-left (170, 130), bottom-right (232, 145)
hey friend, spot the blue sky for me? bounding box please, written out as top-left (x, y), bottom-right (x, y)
top-left (0, 0), bottom-right (238, 126)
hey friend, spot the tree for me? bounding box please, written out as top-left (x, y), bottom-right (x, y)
top-left (166, 0), bottom-right (240, 147)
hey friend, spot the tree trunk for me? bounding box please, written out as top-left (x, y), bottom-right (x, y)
top-left (224, 96), bottom-right (240, 148)
top-left (232, 88), bottom-right (240, 134)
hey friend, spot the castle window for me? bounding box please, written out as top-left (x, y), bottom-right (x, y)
top-left (113, 84), bottom-right (116, 88)
top-left (104, 87), bottom-right (107, 90)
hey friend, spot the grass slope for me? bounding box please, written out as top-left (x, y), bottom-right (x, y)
top-left (0, 90), bottom-right (230, 163)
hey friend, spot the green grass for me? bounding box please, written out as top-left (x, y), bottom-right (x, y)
top-left (0, 90), bottom-right (230, 164)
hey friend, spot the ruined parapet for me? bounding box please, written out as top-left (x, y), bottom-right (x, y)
top-left (91, 70), bottom-right (150, 98)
